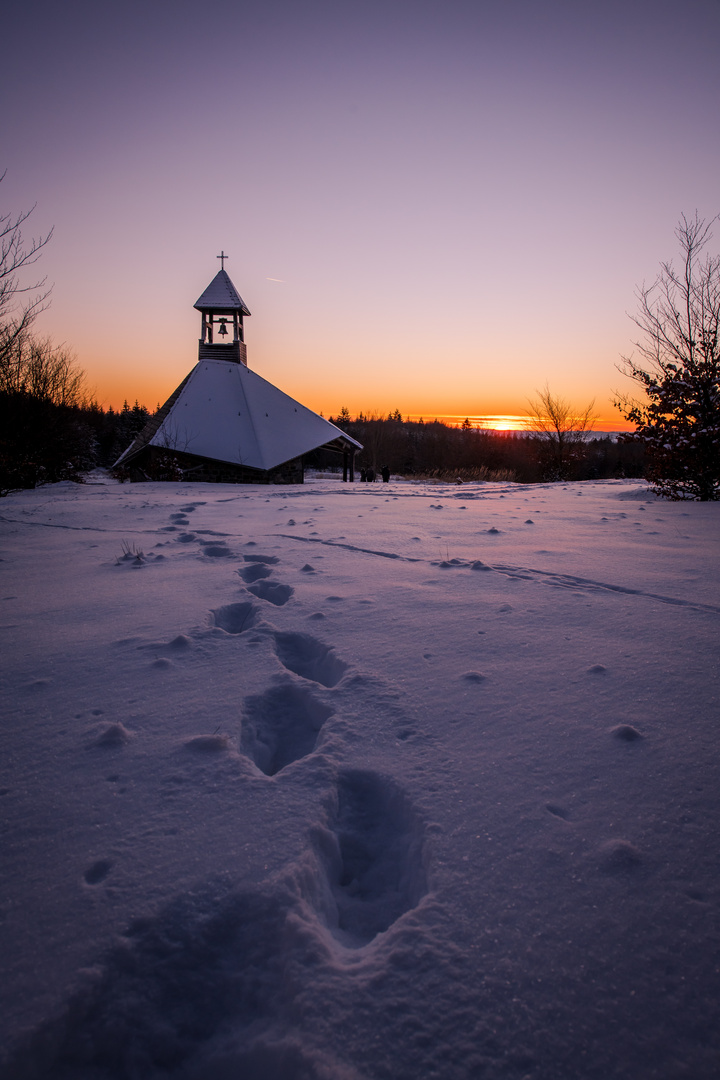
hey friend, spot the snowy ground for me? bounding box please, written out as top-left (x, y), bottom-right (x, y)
top-left (1, 474), bottom-right (718, 1080)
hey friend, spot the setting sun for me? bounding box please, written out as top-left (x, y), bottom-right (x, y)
top-left (403, 414), bottom-right (529, 431)
top-left (481, 416), bottom-right (527, 431)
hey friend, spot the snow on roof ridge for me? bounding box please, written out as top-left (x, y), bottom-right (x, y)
top-left (194, 270), bottom-right (251, 315)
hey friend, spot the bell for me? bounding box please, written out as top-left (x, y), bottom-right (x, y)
top-left (218, 319), bottom-right (229, 337)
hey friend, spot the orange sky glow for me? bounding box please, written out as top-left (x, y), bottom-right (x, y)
top-left (6, 2), bottom-right (717, 441)
top-left (400, 415), bottom-right (633, 433)
top-left (91, 346), bottom-right (636, 433)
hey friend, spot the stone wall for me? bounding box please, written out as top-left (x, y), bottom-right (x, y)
top-left (123, 447), bottom-right (304, 484)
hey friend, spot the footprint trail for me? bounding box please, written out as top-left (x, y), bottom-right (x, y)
top-left (241, 683), bottom-right (333, 776)
top-left (315, 770), bottom-right (428, 947)
top-left (273, 632), bottom-right (347, 687)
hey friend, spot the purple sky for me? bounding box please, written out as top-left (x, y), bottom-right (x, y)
top-left (3, 0), bottom-right (719, 426)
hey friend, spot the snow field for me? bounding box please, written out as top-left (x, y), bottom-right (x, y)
top-left (0, 476), bottom-right (719, 1079)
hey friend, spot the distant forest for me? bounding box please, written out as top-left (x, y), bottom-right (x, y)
top-left (0, 397), bottom-right (153, 493)
top-left (0, 397), bottom-right (644, 493)
top-left (312, 410), bottom-right (644, 483)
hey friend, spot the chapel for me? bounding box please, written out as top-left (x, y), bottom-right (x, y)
top-left (115, 259), bottom-right (361, 483)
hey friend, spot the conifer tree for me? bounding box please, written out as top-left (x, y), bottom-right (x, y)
top-left (617, 213), bottom-right (720, 500)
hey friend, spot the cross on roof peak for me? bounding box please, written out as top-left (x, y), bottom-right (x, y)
top-left (217, 251), bottom-right (229, 269)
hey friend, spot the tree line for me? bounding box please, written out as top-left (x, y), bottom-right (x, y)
top-left (0, 349), bottom-right (153, 494)
top-left (312, 410), bottom-right (644, 483)
top-left (1, 174), bottom-right (718, 498)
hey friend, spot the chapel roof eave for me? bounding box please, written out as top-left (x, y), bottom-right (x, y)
top-left (321, 433), bottom-right (363, 454)
top-left (115, 359), bottom-right (362, 474)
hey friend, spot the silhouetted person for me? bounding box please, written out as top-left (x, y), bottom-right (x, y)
top-left (360, 468), bottom-right (367, 482)
top-left (381, 465), bottom-right (390, 482)
top-left (366, 467), bottom-right (375, 483)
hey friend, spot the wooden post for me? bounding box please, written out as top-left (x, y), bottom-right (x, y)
top-left (349, 452), bottom-right (355, 482)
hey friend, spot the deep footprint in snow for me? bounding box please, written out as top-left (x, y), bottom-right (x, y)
top-left (316, 770), bottom-right (428, 947)
top-left (211, 602), bottom-right (259, 634)
top-left (239, 562), bottom-right (273, 583)
top-left (273, 632), bottom-right (347, 687)
top-left (247, 580), bottom-right (294, 606)
top-left (241, 683), bottom-right (333, 776)
top-left (201, 543), bottom-right (233, 558)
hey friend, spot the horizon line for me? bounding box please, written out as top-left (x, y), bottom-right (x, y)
top-left (341, 413), bottom-right (634, 432)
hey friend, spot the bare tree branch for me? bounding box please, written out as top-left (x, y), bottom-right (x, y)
top-left (525, 384), bottom-right (596, 480)
top-left (0, 173), bottom-right (54, 360)
top-left (616, 212), bottom-right (720, 500)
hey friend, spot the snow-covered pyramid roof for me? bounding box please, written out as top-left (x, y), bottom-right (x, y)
top-left (194, 270), bottom-right (251, 315)
top-left (116, 359), bottom-right (361, 472)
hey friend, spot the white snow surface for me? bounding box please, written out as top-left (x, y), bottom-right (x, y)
top-left (1, 475), bottom-right (718, 1080)
top-left (130, 360), bottom-right (361, 472)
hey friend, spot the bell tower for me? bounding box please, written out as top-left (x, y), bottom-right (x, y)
top-left (194, 252), bottom-right (251, 365)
